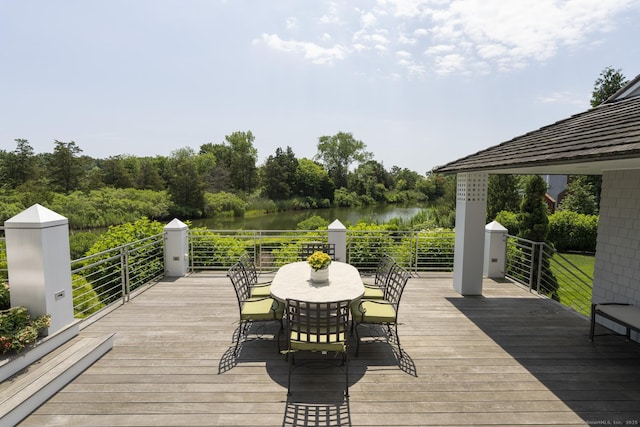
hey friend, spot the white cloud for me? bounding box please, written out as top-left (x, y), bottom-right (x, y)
top-left (424, 44), bottom-right (454, 55)
top-left (476, 43), bottom-right (508, 60)
top-left (376, 0), bottom-right (434, 18)
top-left (254, 34), bottom-right (348, 65)
top-left (286, 17), bottom-right (298, 30)
top-left (413, 28), bottom-right (428, 37)
top-left (398, 33), bottom-right (416, 45)
top-left (426, 0), bottom-right (636, 73)
top-left (433, 53), bottom-right (466, 75)
top-left (536, 91), bottom-right (586, 106)
top-left (319, 1), bottom-right (342, 24)
top-left (320, 33), bottom-right (333, 42)
top-left (397, 49), bottom-right (427, 77)
top-left (361, 11), bottom-right (377, 28)
top-left (253, 0), bottom-right (636, 77)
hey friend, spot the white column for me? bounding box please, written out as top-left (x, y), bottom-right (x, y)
top-left (4, 204), bottom-right (75, 335)
top-left (328, 219), bottom-right (347, 262)
top-left (164, 218), bottom-right (189, 277)
top-left (453, 172), bottom-right (488, 295)
top-left (483, 220), bottom-right (508, 279)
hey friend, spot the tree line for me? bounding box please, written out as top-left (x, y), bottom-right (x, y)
top-left (0, 66), bottom-right (625, 240)
top-left (0, 131), bottom-right (455, 228)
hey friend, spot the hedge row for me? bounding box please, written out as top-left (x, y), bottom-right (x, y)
top-left (495, 210), bottom-right (598, 252)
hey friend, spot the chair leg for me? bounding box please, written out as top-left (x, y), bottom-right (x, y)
top-left (287, 350), bottom-right (293, 396)
top-left (344, 351), bottom-right (349, 398)
top-left (234, 322), bottom-right (247, 357)
top-left (394, 323), bottom-right (403, 359)
top-left (276, 322), bottom-right (282, 353)
top-left (354, 322), bottom-right (361, 357)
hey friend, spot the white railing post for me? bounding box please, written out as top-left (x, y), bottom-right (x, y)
top-left (4, 204), bottom-right (75, 335)
top-left (328, 220), bottom-right (347, 262)
top-left (164, 218), bottom-right (189, 277)
top-left (483, 221), bottom-right (508, 279)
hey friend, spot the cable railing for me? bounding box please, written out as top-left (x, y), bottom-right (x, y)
top-left (188, 228), bottom-right (457, 275)
top-left (0, 226), bottom-right (593, 321)
top-left (70, 233), bottom-right (165, 319)
top-left (188, 229), bottom-right (329, 273)
top-left (505, 235), bottom-right (594, 316)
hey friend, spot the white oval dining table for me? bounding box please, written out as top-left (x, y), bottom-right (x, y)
top-left (270, 261), bottom-right (364, 303)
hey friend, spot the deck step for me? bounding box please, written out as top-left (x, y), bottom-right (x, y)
top-left (0, 333), bottom-right (114, 426)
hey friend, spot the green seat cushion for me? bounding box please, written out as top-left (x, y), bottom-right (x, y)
top-left (363, 285), bottom-right (384, 299)
top-left (250, 284), bottom-right (271, 298)
top-left (290, 331), bottom-right (347, 352)
top-left (351, 299), bottom-right (397, 323)
top-left (241, 298), bottom-right (283, 321)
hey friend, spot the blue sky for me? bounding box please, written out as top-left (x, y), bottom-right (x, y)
top-left (2, 0), bottom-right (640, 174)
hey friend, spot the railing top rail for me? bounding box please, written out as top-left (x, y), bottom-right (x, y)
top-left (507, 234), bottom-right (545, 246)
top-left (189, 229), bottom-right (324, 233)
top-left (73, 233), bottom-right (165, 263)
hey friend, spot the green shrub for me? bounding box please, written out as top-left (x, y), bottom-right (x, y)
top-left (0, 242), bottom-right (7, 282)
top-left (0, 200), bottom-right (25, 224)
top-left (334, 188), bottom-right (362, 207)
top-left (297, 215), bottom-right (329, 230)
top-left (548, 211), bottom-right (598, 252)
top-left (81, 218), bottom-right (165, 304)
top-left (189, 228), bottom-right (247, 268)
top-left (430, 205), bottom-right (456, 229)
top-left (72, 274), bottom-right (105, 318)
top-left (347, 223), bottom-right (395, 270)
top-left (413, 228), bottom-right (455, 271)
top-left (69, 231), bottom-right (100, 260)
top-left (494, 210), bottom-right (520, 236)
top-left (204, 191), bottom-right (247, 217)
top-left (46, 188), bottom-right (171, 229)
top-left (0, 283), bottom-right (9, 310)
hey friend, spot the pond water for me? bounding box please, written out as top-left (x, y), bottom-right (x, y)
top-left (190, 205), bottom-right (427, 230)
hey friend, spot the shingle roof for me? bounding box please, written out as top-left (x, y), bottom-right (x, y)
top-left (433, 94), bottom-right (640, 175)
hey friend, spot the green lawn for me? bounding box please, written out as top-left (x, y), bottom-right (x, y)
top-left (557, 252), bottom-right (595, 276)
top-left (552, 252), bottom-right (595, 316)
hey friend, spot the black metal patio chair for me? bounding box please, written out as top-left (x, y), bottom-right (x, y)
top-left (351, 263), bottom-right (410, 357)
top-left (300, 242), bottom-right (336, 261)
top-left (238, 252), bottom-right (272, 298)
top-left (227, 261), bottom-right (283, 356)
top-left (284, 298), bottom-right (351, 397)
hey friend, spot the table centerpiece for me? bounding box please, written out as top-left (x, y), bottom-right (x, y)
top-left (307, 251), bottom-right (332, 283)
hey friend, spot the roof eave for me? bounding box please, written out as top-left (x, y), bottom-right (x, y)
top-left (433, 153), bottom-right (640, 176)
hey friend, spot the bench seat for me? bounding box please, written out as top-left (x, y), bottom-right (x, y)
top-left (590, 303), bottom-right (640, 341)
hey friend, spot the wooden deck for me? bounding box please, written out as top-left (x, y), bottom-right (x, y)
top-left (18, 272), bottom-right (640, 426)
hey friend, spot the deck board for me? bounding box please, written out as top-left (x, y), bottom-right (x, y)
top-left (18, 272), bottom-right (640, 426)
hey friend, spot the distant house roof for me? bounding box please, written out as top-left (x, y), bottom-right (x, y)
top-left (433, 74), bottom-right (640, 175)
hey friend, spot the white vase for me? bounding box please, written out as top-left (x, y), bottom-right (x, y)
top-left (310, 267), bottom-right (329, 283)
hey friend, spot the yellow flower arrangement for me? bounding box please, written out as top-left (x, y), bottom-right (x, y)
top-left (307, 251), bottom-right (332, 271)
